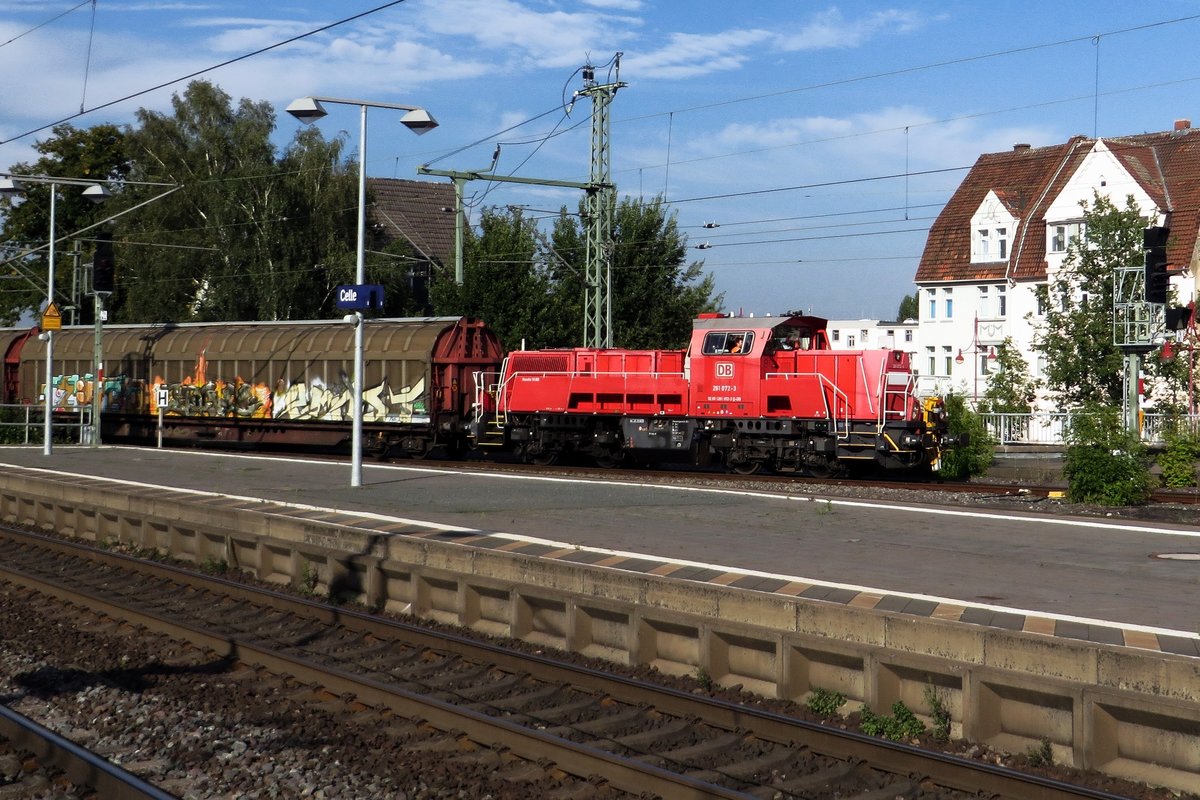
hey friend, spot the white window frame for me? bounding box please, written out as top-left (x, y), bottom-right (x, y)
top-left (1049, 222), bottom-right (1082, 254)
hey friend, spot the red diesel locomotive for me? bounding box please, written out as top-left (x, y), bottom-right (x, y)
top-left (473, 313), bottom-right (953, 475)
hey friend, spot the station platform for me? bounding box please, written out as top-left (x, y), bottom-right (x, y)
top-left (0, 444), bottom-right (1195, 658)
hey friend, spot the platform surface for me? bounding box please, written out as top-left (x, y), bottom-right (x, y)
top-left (1, 445), bottom-right (1196, 657)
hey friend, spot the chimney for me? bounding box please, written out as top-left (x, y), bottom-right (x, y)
top-left (1013, 143), bottom-right (1031, 151)
top-left (1174, 119), bottom-right (1191, 131)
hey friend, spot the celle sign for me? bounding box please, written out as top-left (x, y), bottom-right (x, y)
top-left (336, 284), bottom-right (385, 311)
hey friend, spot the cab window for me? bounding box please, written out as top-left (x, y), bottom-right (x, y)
top-left (702, 331), bottom-right (753, 355)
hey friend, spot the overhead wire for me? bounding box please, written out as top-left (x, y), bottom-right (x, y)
top-left (0, 0), bottom-right (91, 49)
top-left (618, 14), bottom-right (1200, 124)
top-left (0, 0), bottom-right (413, 146)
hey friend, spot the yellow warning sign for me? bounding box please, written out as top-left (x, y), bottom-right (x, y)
top-left (41, 302), bottom-right (62, 331)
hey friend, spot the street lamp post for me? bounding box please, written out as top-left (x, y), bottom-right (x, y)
top-left (286, 96), bottom-right (437, 487)
top-left (0, 176), bottom-right (109, 454)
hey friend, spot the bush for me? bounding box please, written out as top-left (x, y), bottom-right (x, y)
top-left (937, 394), bottom-right (995, 480)
top-left (859, 700), bottom-right (926, 741)
top-left (1062, 405), bottom-right (1153, 506)
top-left (806, 687), bottom-right (846, 716)
top-left (1158, 430), bottom-right (1200, 488)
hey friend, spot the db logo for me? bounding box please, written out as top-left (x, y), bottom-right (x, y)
top-left (716, 362), bottom-right (734, 378)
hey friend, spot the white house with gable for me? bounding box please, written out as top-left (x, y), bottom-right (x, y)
top-left (913, 121), bottom-right (1199, 411)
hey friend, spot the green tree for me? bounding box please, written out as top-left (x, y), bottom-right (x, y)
top-left (429, 206), bottom-right (546, 350)
top-left (896, 292), bottom-right (918, 321)
top-left (0, 123), bottom-right (130, 325)
top-left (118, 80), bottom-right (359, 323)
top-left (1032, 193), bottom-right (1143, 406)
top-left (608, 196), bottom-right (721, 348)
top-left (431, 196), bottom-right (721, 351)
top-left (979, 337), bottom-right (1038, 413)
top-left (539, 195), bottom-right (721, 349)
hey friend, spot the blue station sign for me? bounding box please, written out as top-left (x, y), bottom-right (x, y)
top-left (336, 284), bottom-right (385, 311)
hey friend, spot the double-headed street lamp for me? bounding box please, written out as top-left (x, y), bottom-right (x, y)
top-left (0, 174), bottom-right (110, 454)
top-left (286, 96), bottom-right (437, 487)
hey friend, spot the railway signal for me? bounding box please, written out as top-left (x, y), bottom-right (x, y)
top-left (1144, 226), bottom-right (1169, 304)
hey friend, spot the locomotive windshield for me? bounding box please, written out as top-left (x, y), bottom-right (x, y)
top-left (702, 331), bottom-right (753, 355)
top-left (768, 324), bottom-right (812, 351)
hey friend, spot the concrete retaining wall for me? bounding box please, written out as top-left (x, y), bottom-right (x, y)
top-left (2, 472), bottom-right (1198, 793)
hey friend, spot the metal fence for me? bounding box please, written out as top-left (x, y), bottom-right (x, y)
top-left (0, 404), bottom-right (94, 445)
top-left (978, 412), bottom-right (1200, 446)
top-left (1, 403), bottom-right (1195, 449)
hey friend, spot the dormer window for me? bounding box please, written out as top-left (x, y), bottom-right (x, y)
top-left (970, 191), bottom-right (1016, 263)
top-left (973, 225), bottom-right (1009, 260)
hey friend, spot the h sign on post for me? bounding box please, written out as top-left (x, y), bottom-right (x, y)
top-left (336, 284), bottom-right (385, 311)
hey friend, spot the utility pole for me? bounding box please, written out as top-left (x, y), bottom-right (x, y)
top-left (418, 56), bottom-right (624, 348)
top-left (576, 60), bottom-right (625, 348)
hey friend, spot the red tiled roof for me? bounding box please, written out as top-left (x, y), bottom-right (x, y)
top-left (917, 127), bottom-right (1200, 285)
top-left (367, 178), bottom-right (456, 267)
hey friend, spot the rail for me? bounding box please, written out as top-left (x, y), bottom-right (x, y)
top-left (0, 403), bottom-right (93, 445)
top-left (0, 704), bottom-right (178, 799)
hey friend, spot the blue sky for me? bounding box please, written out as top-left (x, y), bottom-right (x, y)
top-left (3, 1), bottom-right (1200, 321)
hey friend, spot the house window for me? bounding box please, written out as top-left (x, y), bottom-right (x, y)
top-left (997, 285), bottom-right (1007, 317)
top-left (943, 346), bottom-right (954, 375)
top-left (975, 228), bottom-right (990, 259)
top-left (944, 288), bottom-right (953, 319)
top-left (847, 335), bottom-right (856, 347)
top-left (927, 289), bottom-right (936, 320)
top-left (904, 330), bottom-right (913, 343)
top-left (972, 225), bottom-right (1011, 262)
top-left (1050, 222), bottom-right (1082, 253)
top-left (978, 285), bottom-right (989, 315)
top-left (980, 353), bottom-right (993, 375)
top-left (831, 329), bottom-right (840, 342)
top-left (926, 346), bottom-right (936, 376)
top-left (860, 329), bottom-right (868, 341)
top-left (1036, 293), bottom-right (1047, 316)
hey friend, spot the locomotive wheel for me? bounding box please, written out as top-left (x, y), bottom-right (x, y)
top-left (593, 448), bottom-right (624, 469)
top-left (524, 444), bottom-right (559, 466)
top-left (729, 459), bottom-right (763, 475)
top-left (802, 457), bottom-right (841, 479)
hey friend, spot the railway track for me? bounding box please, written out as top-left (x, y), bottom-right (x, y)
top-left (0, 526), bottom-right (1144, 800)
top-left (0, 704), bottom-right (176, 799)
top-left (392, 454), bottom-right (1200, 507)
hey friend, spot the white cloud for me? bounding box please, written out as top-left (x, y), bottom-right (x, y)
top-left (775, 8), bottom-right (931, 51)
top-left (581, 0), bottom-right (642, 9)
top-left (407, 0), bottom-right (632, 69)
top-left (623, 29), bottom-right (774, 79)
